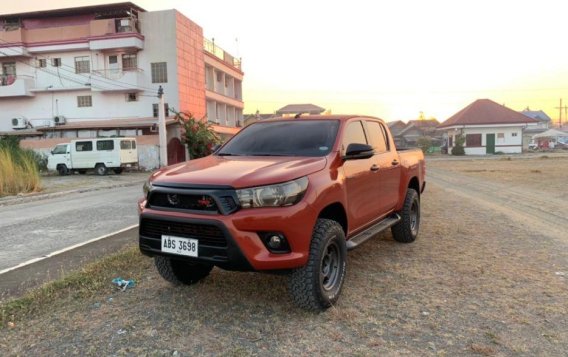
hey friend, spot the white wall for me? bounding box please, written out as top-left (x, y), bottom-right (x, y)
top-left (446, 126), bottom-right (525, 155)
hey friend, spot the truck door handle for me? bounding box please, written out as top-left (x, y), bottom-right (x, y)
top-left (370, 164), bottom-right (379, 172)
top-left (391, 159), bottom-right (399, 166)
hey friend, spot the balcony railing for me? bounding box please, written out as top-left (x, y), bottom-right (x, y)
top-left (203, 38), bottom-right (242, 70)
top-left (0, 74), bottom-right (35, 97)
top-left (90, 68), bottom-right (143, 92)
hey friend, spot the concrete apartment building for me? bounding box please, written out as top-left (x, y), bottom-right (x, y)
top-left (0, 2), bottom-right (243, 166)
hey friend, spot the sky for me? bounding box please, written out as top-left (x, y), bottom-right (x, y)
top-left (3, 0), bottom-right (568, 123)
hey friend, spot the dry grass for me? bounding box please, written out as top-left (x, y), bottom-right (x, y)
top-left (0, 147), bottom-right (41, 197)
top-left (0, 156), bottom-right (567, 355)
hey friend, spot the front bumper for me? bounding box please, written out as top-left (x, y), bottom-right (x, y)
top-left (138, 201), bottom-right (318, 272)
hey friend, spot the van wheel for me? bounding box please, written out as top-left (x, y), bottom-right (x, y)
top-left (155, 256), bottom-right (213, 285)
top-left (113, 168), bottom-right (123, 175)
top-left (95, 164), bottom-right (107, 176)
top-left (289, 219), bottom-right (347, 311)
top-left (391, 188), bottom-right (420, 243)
top-left (57, 165), bottom-right (68, 176)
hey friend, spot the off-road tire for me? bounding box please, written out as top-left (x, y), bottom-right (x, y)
top-left (57, 164), bottom-right (68, 176)
top-left (154, 256), bottom-right (214, 285)
top-left (95, 164), bottom-right (107, 176)
top-left (289, 219), bottom-right (347, 311)
top-left (391, 188), bottom-right (420, 243)
top-left (113, 168), bottom-right (123, 175)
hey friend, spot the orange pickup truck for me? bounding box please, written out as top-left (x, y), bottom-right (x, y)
top-left (138, 115), bottom-right (425, 310)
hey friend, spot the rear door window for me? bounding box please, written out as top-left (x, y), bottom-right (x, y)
top-left (120, 140), bottom-right (132, 150)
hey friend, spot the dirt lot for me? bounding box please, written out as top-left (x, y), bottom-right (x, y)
top-left (1, 155), bottom-right (567, 356)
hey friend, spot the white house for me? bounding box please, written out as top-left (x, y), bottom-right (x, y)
top-left (438, 99), bottom-right (539, 155)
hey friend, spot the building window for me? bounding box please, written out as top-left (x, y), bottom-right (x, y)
top-left (75, 141), bottom-right (93, 152)
top-left (77, 95), bottom-right (92, 107)
top-left (151, 62), bottom-right (167, 83)
top-left (74, 56), bottom-right (90, 74)
top-left (497, 132), bottom-right (505, 144)
top-left (126, 92), bottom-right (138, 102)
top-left (51, 58), bottom-right (61, 67)
top-left (97, 140), bottom-right (114, 151)
top-left (465, 134), bottom-right (482, 147)
top-left (512, 132), bottom-right (518, 137)
top-left (153, 103), bottom-right (169, 117)
top-left (37, 59), bottom-right (47, 68)
top-left (122, 54), bottom-right (137, 70)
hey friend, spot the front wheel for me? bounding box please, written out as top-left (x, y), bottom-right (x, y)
top-left (57, 165), bottom-right (68, 176)
top-left (154, 256), bottom-right (214, 285)
top-left (391, 188), bottom-right (420, 243)
top-left (289, 219), bottom-right (347, 311)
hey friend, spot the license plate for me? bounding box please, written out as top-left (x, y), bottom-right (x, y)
top-left (161, 235), bottom-right (198, 257)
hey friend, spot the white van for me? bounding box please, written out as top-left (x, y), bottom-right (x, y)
top-left (47, 137), bottom-right (138, 175)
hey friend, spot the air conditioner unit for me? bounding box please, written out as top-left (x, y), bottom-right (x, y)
top-left (11, 117), bottom-right (27, 129)
top-left (54, 115), bottom-right (66, 125)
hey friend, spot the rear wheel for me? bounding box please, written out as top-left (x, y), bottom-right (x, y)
top-left (57, 165), bottom-right (68, 176)
top-left (289, 219), bottom-right (347, 311)
top-left (154, 256), bottom-right (214, 285)
top-left (391, 188), bottom-right (420, 243)
top-left (95, 164), bottom-right (107, 176)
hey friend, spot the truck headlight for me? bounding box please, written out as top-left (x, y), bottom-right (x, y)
top-left (236, 177), bottom-right (308, 208)
top-left (142, 179), bottom-right (154, 197)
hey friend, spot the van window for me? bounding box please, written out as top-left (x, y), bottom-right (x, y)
top-left (76, 141), bottom-right (93, 152)
top-left (131, 140), bottom-right (136, 149)
top-left (120, 140), bottom-right (131, 150)
top-left (52, 145), bottom-right (68, 154)
top-left (97, 140), bottom-right (114, 151)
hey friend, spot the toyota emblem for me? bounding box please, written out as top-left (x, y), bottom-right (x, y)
top-left (167, 194), bottom-right (180, 206)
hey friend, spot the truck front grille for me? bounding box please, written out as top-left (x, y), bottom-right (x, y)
top-left (148, 192), bottom-right (219, 212)
top-left (140, 218), bottom-right (227, 247)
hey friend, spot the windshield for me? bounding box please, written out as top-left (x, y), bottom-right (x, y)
top-left (52, 145), bottom-right (68, 154)
top-left (218, 120), bottom-right (339, 157)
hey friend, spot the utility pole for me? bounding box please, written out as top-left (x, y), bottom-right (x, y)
top-left (158, 85), bottom-right (167, 167)
top-left (554, 98), bottom-right (568, 127)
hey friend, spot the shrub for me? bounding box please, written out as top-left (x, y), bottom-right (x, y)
top-left (417, 136), bottom-right (433, 154)
top-left (0, 137), bottom-right (42, 197)
top-left (451, 134), bottom-right (465, 156)
top-left (176, 112), bottom-right (221, 159)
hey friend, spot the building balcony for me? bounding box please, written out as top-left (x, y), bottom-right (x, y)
top-left (0, 75), bottom-right (35, 97)
top-left (203, 38), bottom-right (241, 70)
top-left (90, 68), bottom-right (144, 92)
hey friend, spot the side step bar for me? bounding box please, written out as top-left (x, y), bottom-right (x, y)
top-left (346, 214), bottom-right (401, 251)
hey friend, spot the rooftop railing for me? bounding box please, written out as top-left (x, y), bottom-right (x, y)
top-left (203, 38), bottom-right (242, 70)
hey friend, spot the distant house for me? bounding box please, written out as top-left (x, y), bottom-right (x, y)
top-left (438, 99), bottom-right (539, 155)
top-left (397, 119), bottom-right (441, 147)
top-left (520, 108), bottom-right (552, 150)
top-left (243, 111), bottom-right (276, 126)
top-left (387, 120), bottom-right (407, 147)
top-left (276, 104), bottom-right (325, 117)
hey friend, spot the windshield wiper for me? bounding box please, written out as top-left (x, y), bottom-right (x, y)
top-left (216, 152), bottom-right (240, 156)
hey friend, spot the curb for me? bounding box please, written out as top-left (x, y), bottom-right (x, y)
top-left (0, 179), bottom-right (146, 207)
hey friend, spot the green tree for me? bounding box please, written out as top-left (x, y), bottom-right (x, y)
top-left (417, 136), bottom-right (432, 154)
top-left (452, 134), bottom-right (465, 156)
top-left (176, 112), bottom-right (220, 159)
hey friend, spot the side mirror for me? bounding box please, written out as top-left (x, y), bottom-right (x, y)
top-left (344, 143), bottom-right (374, 160)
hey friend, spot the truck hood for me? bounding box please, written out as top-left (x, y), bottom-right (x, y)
top-left (152, 155), bottom-right (327, 188)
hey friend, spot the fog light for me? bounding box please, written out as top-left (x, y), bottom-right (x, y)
top-left (259, 232), bottom-right (290, 254)
top-left (268, 235), bottom-right (283, 249)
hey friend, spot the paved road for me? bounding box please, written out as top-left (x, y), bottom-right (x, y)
top-left (0, 185), bottom-right (141, 272)
top-left (427, 167), bottom-right (568, 243)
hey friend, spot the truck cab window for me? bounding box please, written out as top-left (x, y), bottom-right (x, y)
top-left (366, 121), bottom-right (388, 153)
top-left (342, 121), bottom-right (367, 151)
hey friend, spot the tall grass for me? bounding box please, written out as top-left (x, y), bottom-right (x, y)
top-left (0, 138), bottom-right (41, 197)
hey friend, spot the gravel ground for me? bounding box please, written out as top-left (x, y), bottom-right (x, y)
top-left (1, 155), bottom-right (566, 356)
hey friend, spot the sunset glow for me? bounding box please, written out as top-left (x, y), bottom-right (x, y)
top-left (3, 0), bottom-right (568, 123)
